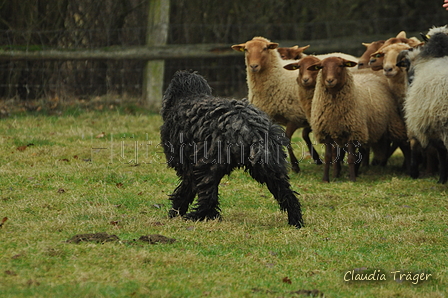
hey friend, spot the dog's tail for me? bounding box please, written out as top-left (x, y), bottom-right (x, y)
top-left (162, 71), bottom-right (212, 116)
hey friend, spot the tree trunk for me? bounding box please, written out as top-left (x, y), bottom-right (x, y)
top-left (143, 0), bottom-right (170, 110)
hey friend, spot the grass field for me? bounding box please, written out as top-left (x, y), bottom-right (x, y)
top-left (0, 108), bottom-right (447, 297)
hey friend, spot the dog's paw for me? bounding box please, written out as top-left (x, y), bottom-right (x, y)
top-left (168, 209), bottom-right (181, 218)
top-left (184, 210), bottom-right (221, 221)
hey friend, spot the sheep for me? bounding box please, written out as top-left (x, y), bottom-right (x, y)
top-left (315, 52), bottom-right (359, 62)
top-left (284, 55), bottom-right (349, 168)
top-left (160, 70), bottom-right (304, 227)
top-left (307, 57), bottom-right (405, 182)
top-left (396, 46), bottom-right (440, 178)
top-left (369, 31), bottom-right (422, 71)
top-left (368, 42), bottom-right (424, 169)
top-left (276, 44), bottom-right (358, 63)
top-left (402, 26), bottom-right (448, 183)
top-left (371, 42), bottom-right (414, 105)
top-left (232, 37), bottom-right (321, 172)
top-left (277, 45), bottom-right (310, 60)
top-left (358, 40), bottom-right (385, 69)
top-left (283, 55), bottom-right (321, 121)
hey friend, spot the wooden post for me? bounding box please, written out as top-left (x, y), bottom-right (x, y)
top-left (144, 0), bottom-right (170, 110)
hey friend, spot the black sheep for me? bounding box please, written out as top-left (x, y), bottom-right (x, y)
top-left (160, 70), bottom-right (304, 228)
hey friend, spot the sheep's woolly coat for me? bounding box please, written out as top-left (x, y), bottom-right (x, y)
top-left (311, 70), bottom-right (368, 146)
top-left (244, 37), bottom-right (308, 128)
top-left (404, 56), bottom-right (448, 148)
top-left (298, 83), bottom-right (315, 122)
top-left (311, 68), bottom-right (403, 147)
top-left (376, 43), bottom-right (412, 106)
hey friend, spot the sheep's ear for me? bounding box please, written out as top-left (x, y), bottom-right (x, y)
top-left (396, 31), bottom-right (407, 39)
top-left (307, 64), bottom-right (323, 71)
top-left (362, 42), bottom-right (371, 48)
top-left (299, 45), bottom-right (310, 52)
top-left (231, 44), bottom-right (246, 52)
top-left (284, 63), bottom-right (300, 70)
top-left (267, 42), bottom-right (279, 50)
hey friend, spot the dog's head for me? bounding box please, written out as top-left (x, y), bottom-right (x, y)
top-left (161, 70), bottom-right (212, 117)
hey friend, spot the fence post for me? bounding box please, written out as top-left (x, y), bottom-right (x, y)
top-left (143, 0), bottom-right (170, 110)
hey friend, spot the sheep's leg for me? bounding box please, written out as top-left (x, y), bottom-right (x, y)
top-left (302, 126), bottom-right (322, 165)
top-left (332, 144), bottom-right (342, 178)
top-left (435, 144), bottom-right (448, 184)
top-left (409, 138), bottom-right (420, 179)
top-left (361, 146), bottom-right (370, 167)
top-left (398, 141), bottom-right (411, 173)
top-left (347, 142), bottom-right (357, 182)
top-left (184, 164), bottom-right (223, 221)
top-left (285, 122), bottom-right (301, 173)
top-left (249, 164), bottom-right (303, 228)
top-left (424, 146), bottom-right (439, 175)
top-left (371, 138), bottom-right (393, 166)
top-left (356, 146), bottom-right (368, 177)
top-left (168, 174), bottom-right (197, 218)
top-left (323, 141), bottom-right (333, 182)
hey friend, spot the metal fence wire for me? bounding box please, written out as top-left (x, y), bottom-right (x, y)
top-left (1, 11), bottom-right (447, 102)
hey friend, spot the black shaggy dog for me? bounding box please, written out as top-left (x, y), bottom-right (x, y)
top-left (160, 70), bottom-right (304, 228)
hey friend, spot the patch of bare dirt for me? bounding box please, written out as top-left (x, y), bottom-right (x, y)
top-left (66, 232), bottom-right (176, 245)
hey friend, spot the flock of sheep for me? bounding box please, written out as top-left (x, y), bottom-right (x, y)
top-left (231, 25), bottom-right (448, 183)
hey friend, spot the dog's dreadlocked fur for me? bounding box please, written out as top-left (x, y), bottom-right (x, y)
top-left (160, 70), bottom-right (304, 228)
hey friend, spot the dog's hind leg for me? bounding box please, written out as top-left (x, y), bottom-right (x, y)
top-left (249, 166), bottom-right (304, 228)
top-left (168, 174), bottom-right (197, 218)
top-left (266, 178), bottom-right (303, 228)
top-left (184, 164), bottom-right (224, 221)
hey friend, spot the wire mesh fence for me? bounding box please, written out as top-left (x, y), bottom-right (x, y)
top-left (1, 11), bottom-right (447, 103)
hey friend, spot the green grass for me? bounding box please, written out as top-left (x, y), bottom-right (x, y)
top-left (0, 111), bottom-right (447, 297)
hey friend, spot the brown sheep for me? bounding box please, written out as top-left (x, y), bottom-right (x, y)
top-left (358, 40), bottom-right (385, 69)
top-left (232, 37), bottom-right (321, 172)
top-left (283, 56), bottom-right (321, 121)
top-left (369, 31), bottom-right (422, 70)
top-left (307, 57), bottom-right (405, 182)
top-left (277, 45), bottom-right (310, 60)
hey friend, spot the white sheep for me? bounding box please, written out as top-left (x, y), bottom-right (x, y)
top-left (232, 37), bottom-right (321, 172)
top-left (307, 57), bottom-right (406, 182)
top-left (403, 26), bottom-right (448, 183)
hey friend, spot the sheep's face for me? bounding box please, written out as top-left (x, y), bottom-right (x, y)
top-left (369, 52), bottom-right (384, 71)
top-left (358, 41), bottom-right (384, 69)
top-left (284, 56), bottom-right (321, 88)
top-left (232, 37), bottom-right (279, 73)
top-left (373, 43), bottom-right (411, 78)
top-left (277, 47), bottom-right (290, 60)
top-left (308, 57), bottom-right (357, 94)
top-left (277, 45), bottom-right (310, 60)
top-left (368, 35), bottom-right (422, 71)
